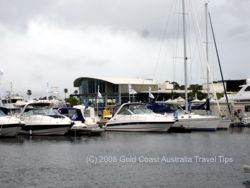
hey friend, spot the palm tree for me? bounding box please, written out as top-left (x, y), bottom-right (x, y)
top-left (64, 88), bottom-right (68, 99)
top-left (26, 89), bottom-right (32, 100)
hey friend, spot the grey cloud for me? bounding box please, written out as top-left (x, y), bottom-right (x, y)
top-left (0, 0), bottom-right (249, 97)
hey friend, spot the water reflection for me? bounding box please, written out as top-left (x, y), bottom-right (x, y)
top-left (229, 127), bottom-right (250, 134)
top-left (243, 180), bottom-right (250, 188)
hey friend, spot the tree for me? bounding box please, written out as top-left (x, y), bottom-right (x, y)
top-left (64, 88), bottom-right (68, 99)
top-left (26, 89), bottom-right (32, 100)
top-left (74, 90), bottom-right (78, 95)
top-left (171, 81), bottom-right (180, 90)
top-left (65, 96), bottom-right (79, 107)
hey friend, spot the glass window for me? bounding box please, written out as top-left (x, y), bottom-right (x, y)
top-left (88, 80), bottom-right (95, 94)
top-left (245, 86), bottom-right (250, 91)
top-left (245, 106), bottom-right (250, 112)
top-left (80, 80), bottom-right (88, 94)
top-left (0, 110), bottom-right (6, 116)
top-left (113, 85), bottom-right (119, 93)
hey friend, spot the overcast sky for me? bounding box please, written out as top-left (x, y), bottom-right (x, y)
top-left (0, 0), bottom-right (249, 98)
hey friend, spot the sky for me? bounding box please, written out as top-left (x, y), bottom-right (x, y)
top-left (0, 0), bottom-right (249, 98)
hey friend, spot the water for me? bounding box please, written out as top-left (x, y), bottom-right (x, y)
top-left (1, 128), bottom-right (250, 188)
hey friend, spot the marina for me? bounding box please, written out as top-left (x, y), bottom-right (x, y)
top-left (0, 128), bottom-right (250, 187)
top-left (0, 0), bottom-right (250, 187)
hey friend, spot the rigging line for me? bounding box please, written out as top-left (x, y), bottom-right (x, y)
top-left (152, 0), bottom-right (177, 80)
top-left (191, 1), bottom-right (221, 115)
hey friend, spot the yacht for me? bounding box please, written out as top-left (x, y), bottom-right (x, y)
top-left (20, 101), bottom-right (73, 136)
top-left (0, 108), bottom-right (23, 137)
top-left (105, 103), bottom-right (175, 132)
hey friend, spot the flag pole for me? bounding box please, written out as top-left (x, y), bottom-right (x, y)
top-left (128, 84), bottom-right (131, 102)
top-left (97, 85), bottom-right (99, 117)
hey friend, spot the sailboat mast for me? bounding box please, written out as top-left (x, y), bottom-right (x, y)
top-left (182, 0), bottom-right (188, 111)
top-left (208, 12), bottom-right (232, 115)
top-left (205, 2), bottom-right (210, 96)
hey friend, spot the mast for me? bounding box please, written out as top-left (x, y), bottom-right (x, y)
top-left (182, 0), bottom-right (188, 111)
top-left (208, 12), bottom-right (232, 115)
top-left (46, 82), bottom-right (49, 100)
top-left (205, 2), bottom-right (210, 96)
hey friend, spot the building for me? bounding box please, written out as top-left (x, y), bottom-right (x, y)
top-left (74, 77), bottom-right (248, 107)
top-left (202, 79), bottom-right (246, 94)
top-left (73, 77), bottom-right (158, 105)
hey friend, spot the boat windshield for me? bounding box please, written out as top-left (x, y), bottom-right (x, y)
top-left (117, 104), bottom-right (154, 115)
top-left (24, 108), bottom-right (60, 116)
top-left (0, 109), bottom-right (6, 116)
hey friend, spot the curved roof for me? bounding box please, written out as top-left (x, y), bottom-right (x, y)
top-left (74, 77), bottom-right (157, 87)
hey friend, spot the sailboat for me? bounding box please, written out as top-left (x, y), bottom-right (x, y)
top-left (174, 0), bottom-right (220, 131)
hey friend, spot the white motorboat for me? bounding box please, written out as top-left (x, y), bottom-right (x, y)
top-left (58, 107), bottom-right (104, 136)
top-left (20, 101), bottom-right (73, 136)
top-left (105, 103), bottom-right (175, 132)
top-left (0, 108), bottom-right (23, 137)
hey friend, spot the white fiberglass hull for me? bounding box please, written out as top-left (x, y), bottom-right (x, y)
top-left (177, 114), bottom-right (220, 131)
top-left (0, 117), bottom-right (22, 137)
top-left (20, 125), bottom-right (71, 136)
top-left (217, 119), bottom-right (231, 129)
top-left (105, 115), bottom-right (174, 132)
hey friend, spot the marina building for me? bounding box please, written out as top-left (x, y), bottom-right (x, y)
top-left (73, 77), bottom-right (158, 105)
top-left (73, 77), bottom-right (248, 107)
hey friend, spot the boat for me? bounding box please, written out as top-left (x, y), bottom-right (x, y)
top-left (58, 107), bottom-right (104, 136)
top-left (225, 80), bottom-right (250, 102)
top-left (175, 111), bottom-right (220, 131)
top-left (149, 99), bottom-right (220, 131)
top-left (243, 164), bottom-right (250, 173)
top-left (19, 101), bottom-right (73, 136)
top-left (105, 102), bottom-right (175, 132)
top-left (0, 108), bottom-right (23, 137)
top-left (170, 1), bottom-right (221, 131)
top-left (217, 79), bottom-right (250, 126)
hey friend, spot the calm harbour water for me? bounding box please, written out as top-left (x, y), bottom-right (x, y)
top-left (1, 128), bottom-right (250, 188)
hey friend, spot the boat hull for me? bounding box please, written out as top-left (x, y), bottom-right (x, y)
top-left (105, 122), bottom-right (173, 132)
top-left (20, 124), bottom-right (72, 136)
top-left (177, 116), bottom-right (220, 131)
top-left (217, 119), bottom-right (231, 130)
top-left (0, 124), bottom-right (22, 137)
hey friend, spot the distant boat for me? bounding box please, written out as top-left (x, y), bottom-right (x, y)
top-left (220, 80), bottom-right (250, 103)
top-left (0, 108), bottom-right (23, 137)
top-left (243, 164), bottom-right (250, 173)
top-left (105, 102), bottom-right (175, 132)
top-left (20, 101), bottom-right (73, 136)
